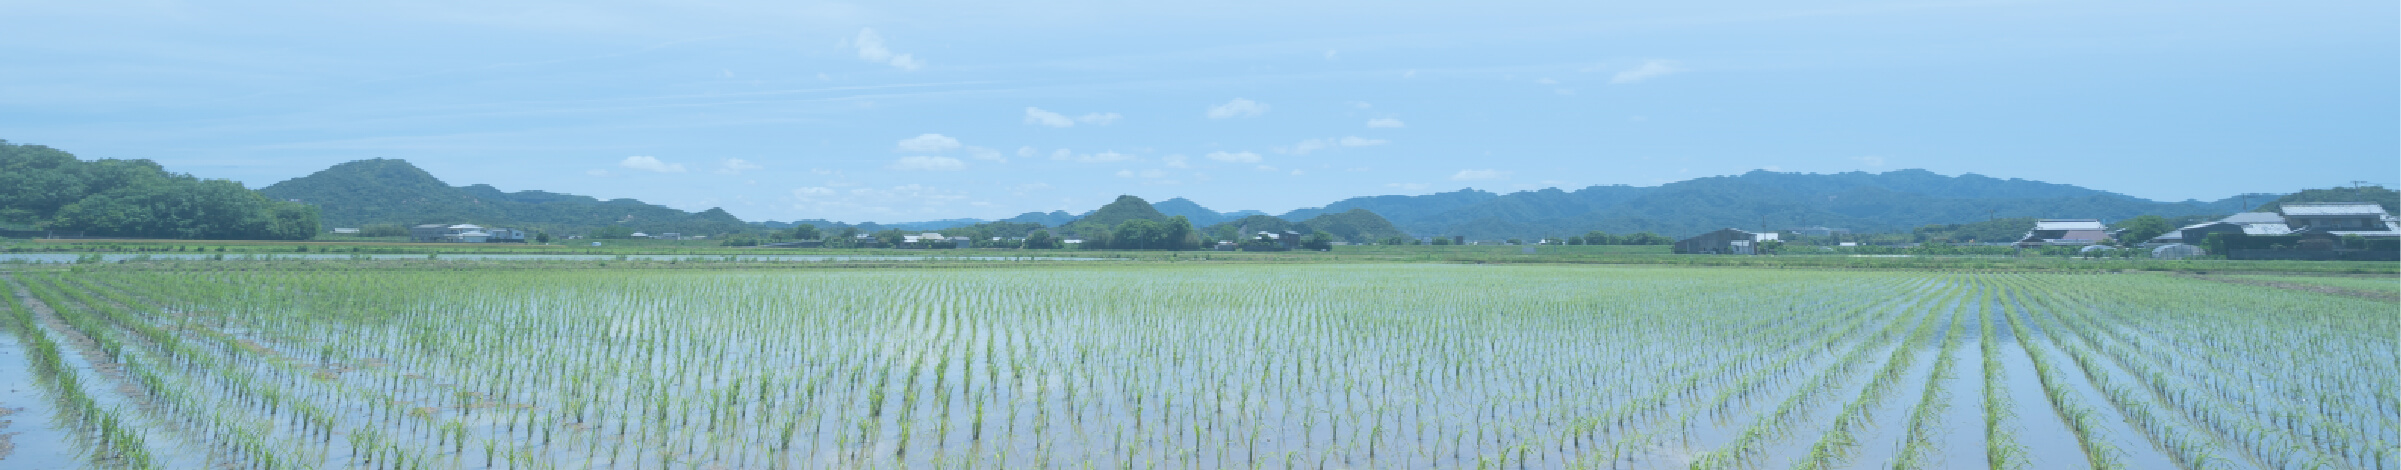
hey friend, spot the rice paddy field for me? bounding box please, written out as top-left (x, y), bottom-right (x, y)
top-left (0, 264), bottom-right (2393, 469)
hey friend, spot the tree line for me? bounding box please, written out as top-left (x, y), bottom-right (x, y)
top-left (1, 140), bottom-right (318, 240)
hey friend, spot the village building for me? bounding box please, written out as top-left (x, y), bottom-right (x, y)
top-left (407, 223), bottom-right (526, 243)
top-left (2012, 219), bottom-right (2109, 247)
top-left (1673, 228), bottom-right (1772, 255)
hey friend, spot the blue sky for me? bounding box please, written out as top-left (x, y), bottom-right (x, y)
top-left (4, 1), bottom-right (2393, 223)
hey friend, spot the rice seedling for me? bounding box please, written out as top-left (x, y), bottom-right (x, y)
top-left (0, 264), bottom-right (2384, 469)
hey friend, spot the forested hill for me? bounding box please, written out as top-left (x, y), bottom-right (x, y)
top-left (1280, 169), bottom-right (2261, 239)
top-left (260, 158), bottom-right (745, 235)
top-left (0, 140), bottom-right (318, 239)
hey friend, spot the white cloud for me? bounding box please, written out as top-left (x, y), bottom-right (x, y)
top-left (966, 146), bottom-right (1006, 162)
top-left (1387, 182), bottom-right (1429, 190)
top-left (896, 133), bottom-right (961, 152)
top-left (887, 156), bottom-right (966, 171)
top-left (1077, 112), bottom-right (1122, 126)
top-left (1163, 154), bottom-right (1191, 168)
top-left (853, 28), bottom-right (923, 71)
top-left (1852, 155), bottom-right (1886, 167)
top-left (1366, 118), bottom-right (1406, 128)
top-left (586, 169), bottom-right (611, 177)
top-left (792, 187), bottom-right (836, 198)
top-left (1016, 146), bottom-right (1037, 158)
top-left (1206, 98), bottom-right (1269, 119)
top-left (1290, 169), bottom-right (1306, 176)
top-left (1451, 169), bottom-right (1511, 181)
top-left (1206, 151), bottom-right (1261, 163)
top-left (1115, 169), bottom-right (1168, 179)
top-left (715, 158), bottom-right (765, 175)
top-left (1339, 136), bottom-right (1388, 147)
top-left (1286, 139), bottom-right (1330, 155)
top-left (1051, 150), bottom-right (1135, 163)
top-left (1611, 60), bottom-right (1683, 84)
top-left (1008, 183), bottom-right (1051, 195)
top-left (1283, 136), bottom-right (1386, 155)
top-left (619, 156), bottom-right (685, 173)
top-left (1024, 107), bottom-right (1075, 128)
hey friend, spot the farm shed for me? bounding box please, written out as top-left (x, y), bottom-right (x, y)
top-left (1673, 228), bottom-right (1766, 255)
top-left (2013, 219), bottom-right (2108, 247)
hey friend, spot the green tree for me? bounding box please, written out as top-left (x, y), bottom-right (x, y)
top-left (1430, 236), bottom-right (1454, 246)
top-left (590, 226), bottom-right (634, 239)
top-left (1024, 230), bottom-right (1056, 249)
top-left (792, 223), bottom-right (821, 241)
top-left (535, 231), bottom-right (552, 244)
top-left (1302, 231), bottom-right (1336, 250)
top-left (2112, 215), bottom-right (2175, 245)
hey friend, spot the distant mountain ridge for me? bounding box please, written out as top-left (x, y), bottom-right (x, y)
top-left (1278, 169), bottom-right (2261, 239)
top-left (260, 159), bottom-right (746, 235)
top-left (264, 158), bottom-right (2303, 240)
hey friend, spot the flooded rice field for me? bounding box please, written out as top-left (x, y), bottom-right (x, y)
top-left (0, 265), bottom-right (2391, 469)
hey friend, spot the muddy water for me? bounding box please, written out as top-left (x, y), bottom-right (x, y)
top-left (2011, 296), bottom-right (2185, 470)
top-left (1987, 290), bottom-right (2092, 470)
top-left (0, 323), bottom-right (79, 467)
top-left (1931, 289), bottom-right (1989, 469)
top-left (1836, 294), bottom-right (1961, 469)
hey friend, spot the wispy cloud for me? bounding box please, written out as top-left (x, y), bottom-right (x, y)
top-left (1163, 154), bottom-right (1191, 168)
top-left (1050, 150), bottom-right (1136, 163)
top-left (1611, 59), bottom-right (1683, 84)
top-left (1024, 107), bottom-right (1075, 127)
top-left (619, 156), bottom-right (685, 173)
top-left (1077, 112), bottom-right (1122, 126)
top-left (1451, 169), bottom-right (1511, 180)
top-left (1853, 155), bottom-right (1886, 167)
top-left (1387, 182), bottom-right (1428, 190)
top-left (888, 155), bottom-right (966, 171)
top-left (715, 158), bottom-right (764, 175)
top-left (965, 146), bottom-right (1006, 162)
top-left (1282, 136), bottom-right (1387, 155)
top-left (1206, 151), bottom-right (1261, 163)
top-left (1207, 98), bottom-right (1269, 119)
top-left (853, 28), bottom-right (923, 71)
top-left (1366, 118), bottom-right (1406, 128)
top-left (896, 133), bottom-right (961, 152)
top-left (1025, 108), bottom-right (1122, 127)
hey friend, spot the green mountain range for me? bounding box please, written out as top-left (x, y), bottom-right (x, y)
top-left (1281, 169), bottom-right (2270, 239)
top-left (258, 158), bottom-right (745, 236)
top-left (1, 140), bottom-right (317, 239)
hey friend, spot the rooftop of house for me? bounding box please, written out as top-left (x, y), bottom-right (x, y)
top-left (2032, 219), bottom-right (2106, 231)
top-left (2281, 202), bottom-right (2388, 217)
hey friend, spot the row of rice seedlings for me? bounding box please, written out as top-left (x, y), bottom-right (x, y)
top-left (66, 266), bottom-right (2383, 468)
top-left (4, 278), bottom-right (162, 469)
top-left (1888, 284), bottom-right (1967, 470)
top-left (1791, 282), bottom-right (1958, 470)
top-left (1994, 284), bottom-right (2125, 470)
top-left (2020, 274), bottom-right (2382, 469)
top-left (1686, 279), bottom-right (1949, 469)
top-left (1979, 284), bottom-right (2029, 470)
top-left (1553, 276), bottom-right (1930, 469)
top-left (27, 273), bottom-right (336, 468)
top-left (75, 271), bottom-right (499, 469)
top-left (2012, 279), bottom-right (2243, 470)
top-left (117, 266), bottom-right (1911, 465)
